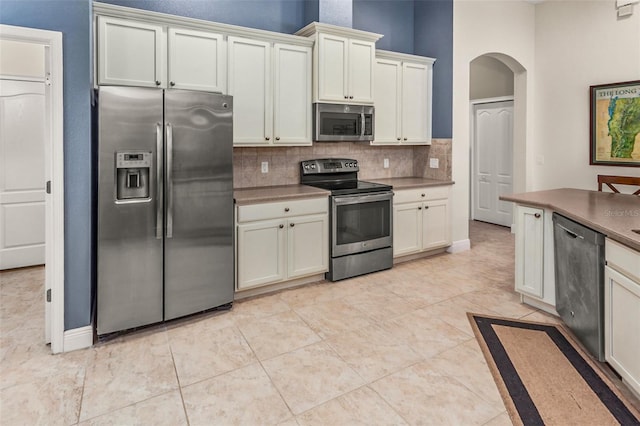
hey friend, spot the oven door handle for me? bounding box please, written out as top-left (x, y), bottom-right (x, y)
top-left (333, 191), bottom-right (393, 206)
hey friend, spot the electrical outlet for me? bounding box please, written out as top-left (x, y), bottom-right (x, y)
top-left (261, 161), bottom-right (268, 173)
top-left (383, 158), bottom-right (389, 169)
top-left (429, 158), bottom-right (439, 169)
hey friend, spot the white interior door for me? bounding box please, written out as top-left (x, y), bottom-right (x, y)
top-left (0, 79), bottom-right (46, 269)
top-left (472, 100), bottom-right (513, 227)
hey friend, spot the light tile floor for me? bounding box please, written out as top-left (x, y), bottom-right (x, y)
top-left (0, 221), bottom-right (591, 425)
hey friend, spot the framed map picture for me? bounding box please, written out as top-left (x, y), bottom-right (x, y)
top-left (590, 80), bottom-right (640, 167)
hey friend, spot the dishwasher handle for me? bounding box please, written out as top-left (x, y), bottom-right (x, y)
top-left (556, 223), bottom-right (583, 240)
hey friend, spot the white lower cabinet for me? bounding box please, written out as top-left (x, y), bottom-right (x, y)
top-left (393, 186), bottom-right (451, 257)
top-left (236, 197), bottom-right (328, 291)
top-left (515, 205), bottom-right (544, 298)
top-left (604, 239), bottom-right (640, 396)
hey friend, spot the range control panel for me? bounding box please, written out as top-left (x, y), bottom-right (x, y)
top-left (301, 158), bottom-right (359, 175)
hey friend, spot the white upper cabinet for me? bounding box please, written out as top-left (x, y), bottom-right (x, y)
top-left (373, 59), bottom-right (402, 143)
top-left (228, 36), bottom-right (271, 145)
top-left (228, 37), bottom-right (312, 146)
top-left (97, 16), bottom-right (226, 92)
top-left (167, 28), bottom-right (226, 93)
top-left (296, 22), bottom-right (382, 105)
top-left (373, 51), bottom-right (435, 145)
top-left (98, 16), bottom-right (164, 88)
top-left (273, 43), bottom-right (312, 144)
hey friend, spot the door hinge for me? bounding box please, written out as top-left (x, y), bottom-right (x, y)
top-left (46, 180), bottom-right (51, 194)
top-left (46, 288), bottom-right (51, 302)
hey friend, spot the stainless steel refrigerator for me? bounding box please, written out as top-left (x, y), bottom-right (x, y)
top-left (97, 86), bottom-right (234, 336)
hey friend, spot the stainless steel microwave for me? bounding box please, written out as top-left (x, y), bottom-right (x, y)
top-left (313, 103), bottom-right (374, 142)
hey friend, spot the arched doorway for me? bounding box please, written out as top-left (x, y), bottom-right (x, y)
top-left (469, 53), bottom-right (528, 229)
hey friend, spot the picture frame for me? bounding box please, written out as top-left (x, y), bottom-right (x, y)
top-left (590, 80), bottom-right (640, 167)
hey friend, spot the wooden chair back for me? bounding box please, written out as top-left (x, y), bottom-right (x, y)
top-left (597, 175), bottom-right (640, 195)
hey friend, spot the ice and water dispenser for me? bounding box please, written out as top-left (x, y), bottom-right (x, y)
top-left (115, 152), bottom-right (152, 201)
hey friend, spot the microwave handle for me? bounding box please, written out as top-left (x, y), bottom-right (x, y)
top-left (360, 113), bottom-right (365, 136)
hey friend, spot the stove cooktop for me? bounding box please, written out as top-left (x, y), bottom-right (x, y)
top-left (304, 180), bottom-right (392, 196)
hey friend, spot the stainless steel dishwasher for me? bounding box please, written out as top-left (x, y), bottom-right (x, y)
top-left (553, 213), bottom-right (606, 361)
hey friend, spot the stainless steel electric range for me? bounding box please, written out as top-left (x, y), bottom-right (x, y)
top-left (300, 158), bottom-right (393, 281)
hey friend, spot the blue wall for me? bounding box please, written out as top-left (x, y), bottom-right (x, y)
top-left (0, 0), bottom-right (93, 330)
top-left (353, 0), bottom-right (414, 54)
top-left (101, 0), bottom-right (306, 33)
top-left (0, 0), bottom-right (453, 331)
top-left (414, 0), bottom-right (453, 138)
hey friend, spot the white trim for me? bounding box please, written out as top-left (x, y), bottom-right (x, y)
top-left (93, 2), bottom-right (313, 47)
top-left (0, 24), bottom-right (65, 354)
top-left (0, 74), bottom-right (46, 83)
top-left (63, 326), bottom-right (93, 352)
top-left (446, 239), bottom-right (471, 253)
top-left (376, 49), bottom-right (435, 65)
top-left (295, 21), bottom-right (383, 42)
top-left (470, 96), bottom-right (514, 106)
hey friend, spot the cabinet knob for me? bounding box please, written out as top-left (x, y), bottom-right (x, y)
top-left (534, 213), bottom-right (541, 218)
top-left (284, 207), bottom-right (290, 212)
top-left (421, 193), bottom-right (425, 197)
top-left (290, 223), bottom-right (295, 227)
top-left (403, 137), bottom-right (408, 141)
top-left (349, 96), bottom-right (353, 99)
top-left (170, 81), bottom-right (175, 87)
top-left (344, 95), bottom-right (348, 99)
top-left (155, 80), bottom-right (161, 86)
top-left (279, 224), bottom-right (284, 229)
top-left (425, 206), bottom-right (429, 209)
top-left (418, 207), bottom-right (422, 210)
top-left (275, 137), bottom-right (280, 141)
top-left (397, 137), bottom-right (401, 141)
top-left (265, 137), bottom-right (270, 141)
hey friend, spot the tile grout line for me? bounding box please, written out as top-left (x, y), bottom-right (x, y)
top-left (168, 335), bottom-right (191, 426)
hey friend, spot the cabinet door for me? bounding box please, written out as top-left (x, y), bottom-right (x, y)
top-left (604, 266), bottom-right (640, 396)
top-left (273, 43), bottom-right (312, 145)
top-left (97, 16), bottom-right (164, 87)
top-left (317, 33), bottom-right (348, 102)
top-left (237, 220), bottom-right (285, 290)
top-left (422, 199), bottom-right (451, 250)
top-left (348, 39), bottom-right (375, 104)
top-left (515, 205), bottom-right (544, 298)
top-left (393, 202), bottom-right (422, 257)
top-left (168, 28), bottom-right (225, 93)
top-left (228, 37), bottom-right (271, 145)
top-left (402, 62), bottom-right (430, 144)
top-left (373, 59), bottom-right (402, 144)
top-left (287, 214), bottom-right (328, 278)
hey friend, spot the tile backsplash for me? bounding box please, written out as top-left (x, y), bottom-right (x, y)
top-left (233, 139), bottom-right (452, 188)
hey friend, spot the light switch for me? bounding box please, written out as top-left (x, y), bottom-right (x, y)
top-left (429, 158), bottom-right (439, 169)
top-left (261, 161), bottom-right (268, 173)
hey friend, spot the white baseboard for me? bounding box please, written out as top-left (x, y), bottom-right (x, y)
top-left (63, 325), bottom-right (93, 352)
top-left (446, 239), bottom-right (471, 253)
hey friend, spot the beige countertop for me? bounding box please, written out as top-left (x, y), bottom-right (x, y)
top-left (500, 189), bottom-right (640, 251)
top-left (370, 177), bottom-right (455, 189)
top-left (234, 185), bottom-right (329, 205)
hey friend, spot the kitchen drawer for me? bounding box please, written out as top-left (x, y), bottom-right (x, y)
top-left (393, 186), bottom-right (450, 204)
top-left (237, 197), bottom-right (328, 223)
top-left (606, 238), bottom-right (640, 282)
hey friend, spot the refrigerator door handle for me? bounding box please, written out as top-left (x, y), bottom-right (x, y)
top-left (156, 123), bottom-right (163, 239)
top-left (166, 122), bottom-right (174, 238)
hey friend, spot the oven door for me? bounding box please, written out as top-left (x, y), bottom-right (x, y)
top-left (331, 191), bottom-right (393, 258)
